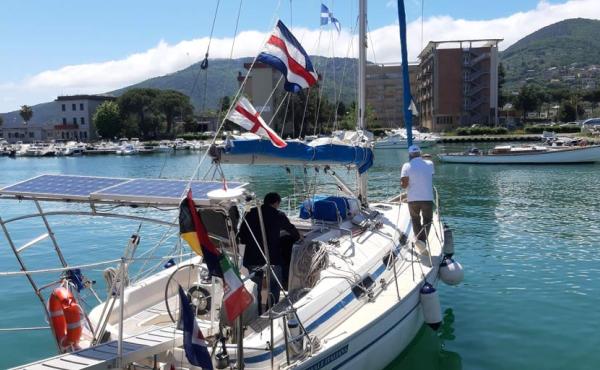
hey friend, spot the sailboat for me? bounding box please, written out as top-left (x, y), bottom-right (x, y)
top-left (373, 128), bottom-right (439, 149)
top-left (0, 1), bottom-right (463, 369)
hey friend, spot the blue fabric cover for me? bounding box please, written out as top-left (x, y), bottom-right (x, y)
top-left (223, 139), bottom-right (374, 174)
top-left (313, 200), bottom-right (340, 222)
top-left (300, 196), bottom-right (350, 222)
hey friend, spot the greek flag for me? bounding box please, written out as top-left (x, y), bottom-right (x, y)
top-left (320, 4), bottom-right (341, 33)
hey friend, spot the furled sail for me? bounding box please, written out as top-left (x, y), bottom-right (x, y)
top-left (211, 132), bottom-right (374, 174)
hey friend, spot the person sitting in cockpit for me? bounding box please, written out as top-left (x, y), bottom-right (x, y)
top-left (239, 192), bottom-right (300, 313)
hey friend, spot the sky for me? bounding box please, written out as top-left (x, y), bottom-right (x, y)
top-left (0, 0), bottom-right (598, 113)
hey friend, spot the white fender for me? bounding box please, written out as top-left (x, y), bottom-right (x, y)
top-left (420, 282), bottom-right (442, 330)
top-left (443, 224), bottom-right (454, 257)
top-left (440, 257), bottom-right (464, 286)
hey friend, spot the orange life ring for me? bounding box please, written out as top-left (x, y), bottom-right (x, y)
top-left (48, 286), bottom-right (82, 350)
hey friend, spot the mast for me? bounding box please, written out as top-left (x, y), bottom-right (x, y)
top-left (397, 0), bottom-right (414, 148)
top-left (357, 0), bottom-right (369, 205)
top-left (358, 0), bottom-right (367, 132)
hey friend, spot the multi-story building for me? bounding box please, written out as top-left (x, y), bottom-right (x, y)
top-left (366, 63), bottom-right (418, 128)
top-left (0, 124), bottom-right (54, 144)
top-left (417, 39), bottom-right (502, 132)
top-left (54, 95), bottom-right (115, 141)
top-left (237, 63), bottom-right (286, 133)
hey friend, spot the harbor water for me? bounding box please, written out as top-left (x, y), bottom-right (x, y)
top-left (1, 144), bottom-right (599, 369)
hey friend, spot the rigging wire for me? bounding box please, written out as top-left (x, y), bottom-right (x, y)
top-left (185, 0), bottom-right (283, 186)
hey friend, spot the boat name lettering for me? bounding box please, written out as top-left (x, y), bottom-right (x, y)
top-left (306, 345), bottom-right (348, 370)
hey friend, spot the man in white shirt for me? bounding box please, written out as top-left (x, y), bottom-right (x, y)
top-left (400, 145), bottom-right (435, 243)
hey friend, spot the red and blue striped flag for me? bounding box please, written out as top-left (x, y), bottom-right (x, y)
top-left (258, 20), bottom-right (318, 93)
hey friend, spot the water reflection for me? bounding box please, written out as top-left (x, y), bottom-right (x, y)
top-left (385, 309), bottom-right (462, 370)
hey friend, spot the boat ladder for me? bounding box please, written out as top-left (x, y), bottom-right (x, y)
top-left (10, 325), bottom-right (183, 370)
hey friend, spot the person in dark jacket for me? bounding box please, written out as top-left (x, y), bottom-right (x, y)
top-left (239, 192), bottom-right (300, 313)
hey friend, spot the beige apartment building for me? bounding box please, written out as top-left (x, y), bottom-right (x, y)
top-left (54, 95), bottom-right (115, 141)
top-left (366, 63), bottom-right (418, 128)
top-left (237, 63), bottom-right (286, 132)
top-left (417, 39), bottom-right (502, 132)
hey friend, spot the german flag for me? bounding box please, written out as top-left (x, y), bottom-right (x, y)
top-left (179, 189), bottom-right (253, 321)
top-left (179, 190), bottom-right (223, 278)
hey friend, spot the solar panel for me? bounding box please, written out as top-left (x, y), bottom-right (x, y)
top-left (92, 178), bottom-right (244, 205)
top-left (0, 175), bottom-right (128, 200)
top-left (0, 175), bottom-right (245, 206)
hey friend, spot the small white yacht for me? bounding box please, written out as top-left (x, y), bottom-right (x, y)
top-left (374, 128), bottom-right (438, 149)
top-left (155, 140), bottom-right (174, 152)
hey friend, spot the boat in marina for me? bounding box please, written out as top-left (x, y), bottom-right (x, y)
top-left (23, 142), bottom-right (57, 157)
top-left (156, 140), bottom-right (174, 152)
top-left (0, 1), bottom-right (462, 369)
top-left (439, 144), bottom-right (600, 164)
top-left (374, 128), bottom-right (438, 149)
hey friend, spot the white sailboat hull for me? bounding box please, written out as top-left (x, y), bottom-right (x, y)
top-left (439, 145), bottom-right (600, 164)
top-left (294, 274), bottom-right (429, 370)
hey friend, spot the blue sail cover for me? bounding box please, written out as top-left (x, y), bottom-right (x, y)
top-left (221, 139), bottom-right (374, 174)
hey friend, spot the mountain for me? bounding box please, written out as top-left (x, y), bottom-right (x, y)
top-left (110, 56), bottom-right (358, 111)
top-left (501, 18), bottom-right (600, 91)
top-left (0, 56), bottom-right (357, 126)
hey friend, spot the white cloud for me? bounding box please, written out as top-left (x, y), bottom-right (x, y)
top-left (2, 0), bottom-right (600, 112)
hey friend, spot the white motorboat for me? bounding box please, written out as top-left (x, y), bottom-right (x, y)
top-left (155, 140), bottom-right (174, 152)
top-left (374, 128), bottom-right (438, 149)
top-left (173, 138), bottom-right (191, 151)
top-left (116, 143), bottom-right (138, 155)
top-left (1, 2), bottom-right (463, 369)
top-left (439, 144), bottom-right (600, 164)
top-left (23, 142), bottom-right (56, 157)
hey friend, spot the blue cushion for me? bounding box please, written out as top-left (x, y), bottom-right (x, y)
top-left (300, 196), bottom-right (350, 222)
top-left (322, 196), bottom-right (348, 219)
top-left (313, 200), bottom-right (340, 222)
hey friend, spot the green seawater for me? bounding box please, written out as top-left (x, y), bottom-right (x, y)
top-left (1, 143), bottom-right (599, 369)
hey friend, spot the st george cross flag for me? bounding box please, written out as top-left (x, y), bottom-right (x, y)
top-left (320, 4), bottom-right (341, 33)
top-left (226, 97), bottom-right (287, 148)
top-left (178, 286), bottom-right (213, 369)
top-left (258, 20), bottom-right (318, 93)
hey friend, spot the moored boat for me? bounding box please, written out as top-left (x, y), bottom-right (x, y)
top-left (439, 144), bottom-right (600, 164)
top-left (374, 128), bottom-right (438, 149)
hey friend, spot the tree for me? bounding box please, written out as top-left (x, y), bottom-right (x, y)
top-left (19, 105), bottom-right (33, 125)
top-left (93, 101), bottom-right (121, 139)
top-left (583, 89), bottom-right (600, 116)
top-left (514, 84), bottom-right (543, 120)
top-left (336, 101), bottom-right (347, 118)
top-left (219, 96), bottom-right (231, 114)
top-left (154, 90), bottom-right (194, 135)
top-left (118, 88), bottom-right (160, 139)
top-left (558, 100), bottom-right (585, 123)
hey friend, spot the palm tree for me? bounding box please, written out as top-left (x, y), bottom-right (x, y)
top-left (19, 105), bottom-right (33, 125)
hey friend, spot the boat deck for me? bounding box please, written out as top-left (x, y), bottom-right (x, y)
top-left (12, 326), bottom-right (182, 370)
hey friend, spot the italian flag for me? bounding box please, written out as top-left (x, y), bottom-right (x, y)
top-left (219, 254), bottom-right (254, 322)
